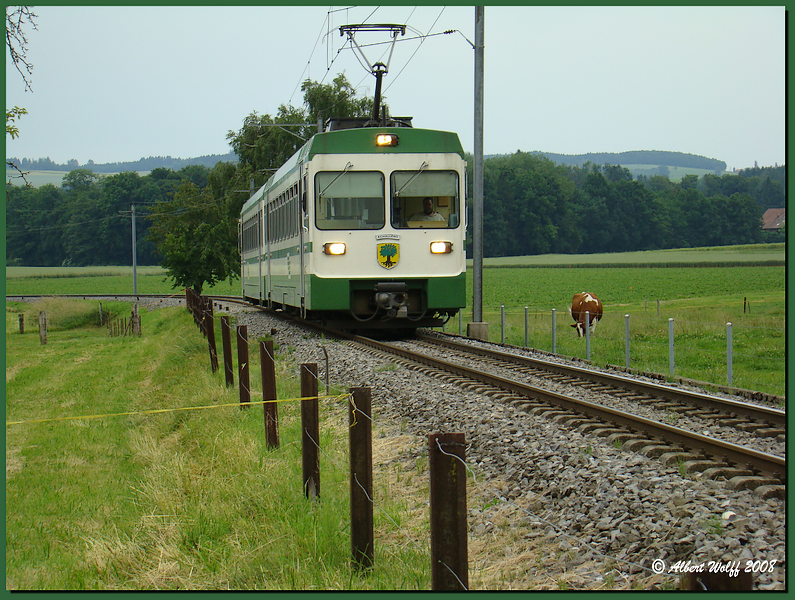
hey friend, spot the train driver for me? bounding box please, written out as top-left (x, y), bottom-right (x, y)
top-left (408, 197), bottom-right (445, 222)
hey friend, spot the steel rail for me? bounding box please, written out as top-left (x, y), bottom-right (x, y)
top-left (416, 333), bottom-right (786, 428)
top-left (344, 333), bottom-right (785, 481)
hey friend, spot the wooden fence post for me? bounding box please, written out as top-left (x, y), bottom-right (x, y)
top-left (237, 325), bottom-right (250, 408)
top-left (429, 432), bottom-right (468, 590)
top-left (38, 311), bottom-right (47, 345)
top-left (301, 363), bottom-right (320, 499)
top-left (349, 387), bottom-right (373, 570)
top-left (260, 340), bottom-right (279, 448)
top-left (205, 310), bottom-right (218, 373)
top-left (221, 316), bottom-right (234, 387)
top-left (680, 570), bottom-right (752, 590)
top-left (18, 314), bottom-right (24, 334)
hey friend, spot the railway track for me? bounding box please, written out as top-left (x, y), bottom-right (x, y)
top-left (411, 333), bottom-right (786, 441)
top-left (291, 322), bottom-right (785, 491)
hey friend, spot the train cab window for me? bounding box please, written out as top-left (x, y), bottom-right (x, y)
top-left (315, 171), bottom-right (385, 230)
top-left (390, 170), bottom-right (460, 229)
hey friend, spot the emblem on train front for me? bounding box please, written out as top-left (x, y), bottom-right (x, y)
top-left (377, 243), bottom-right (399, 269)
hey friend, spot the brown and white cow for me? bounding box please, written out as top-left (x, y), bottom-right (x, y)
top-left (570, 292), bottom-right (603, 337)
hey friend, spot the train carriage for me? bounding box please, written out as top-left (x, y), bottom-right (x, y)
top-left (240, 119), bottom-right (467, 329)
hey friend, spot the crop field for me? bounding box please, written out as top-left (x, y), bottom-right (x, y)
top-left (5, 169), bottom-right (150, 188)
top-left (619, 164), bottom-right (720, 182)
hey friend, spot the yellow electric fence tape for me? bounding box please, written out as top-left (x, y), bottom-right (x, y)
top-left (6, 393), bottom-right (352, 426)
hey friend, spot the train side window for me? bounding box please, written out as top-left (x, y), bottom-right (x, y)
top-left (315, 171), bottom-right (385, 230)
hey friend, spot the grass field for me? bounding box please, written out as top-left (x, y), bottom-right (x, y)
top-left (5, 301), bottom-right (434, 589)
top-left (4, 245), bottom-right (786, 396)
top-left (458, 266), bottom-right (784, 396)
top-left (474, 243), bottom-right (785, 267)
top-left (5, 266), bottom-right (240, 297)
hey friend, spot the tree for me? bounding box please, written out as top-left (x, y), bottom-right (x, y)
top-left (482, 152), bottom-right (580, 257)
top-left (301, 73), bottom-right (375, 126)
top-left (147, 175), bottom-right (239, 295)
top-left (228, 74), bottom-right (375, 178)
top-left (6, 6), bottom-right (37, 181)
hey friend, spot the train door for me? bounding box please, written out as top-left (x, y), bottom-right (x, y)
top-left (298, 162), bottom-right (307, 318)
top-left (238, 218), bottom-right (243, 297)
top-left (258, 208), bottom-right (263, 303)
top-left (265, 193), bottom-right (272, 309)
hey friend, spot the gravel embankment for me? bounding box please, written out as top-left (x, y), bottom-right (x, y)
top-left (233, 308), bottom-right (785, 591)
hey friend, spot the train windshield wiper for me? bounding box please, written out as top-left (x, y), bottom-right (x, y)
top-left (393, 161), bottom-right (428, 197)
top-left (318, 162), bottom-right (353, 198)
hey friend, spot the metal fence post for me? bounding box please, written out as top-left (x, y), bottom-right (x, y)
top-left (727, 322), bottom-right (733, 386)
top-left (458, 311), bottom-right (462, 336)
top-left (551, 308), bottom-right (556, 354)
top-left (524, 307), bottom-right (529, 348)
top-left (500, 304), bottom-right (505, 344)
top-left (585, 310), bottom-right (591, 361)
top-left (624, 314), bottom-right (630, 369)
top-left (668, 318), bottom-right (675, 377)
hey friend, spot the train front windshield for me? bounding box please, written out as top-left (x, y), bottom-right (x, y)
top-left (391, 170), bottom-right (460, 229)
top-left (315, 171), bottom-right (385, 230)
top-left (314, 169), bottom-right (460, 231)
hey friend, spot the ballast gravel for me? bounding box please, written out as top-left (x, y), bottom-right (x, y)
top-left (234, 306), bottom-right (786, 590)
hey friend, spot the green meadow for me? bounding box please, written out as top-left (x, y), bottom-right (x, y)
top-left (5, 244), bottom-right (786, 396)
top-left (5, 300), bottom-right (433, 589)
top-left (459, 265), bottom-right (784, 397)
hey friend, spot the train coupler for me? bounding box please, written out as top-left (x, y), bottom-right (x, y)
top-left (374, 282), bottom-right (410, 318)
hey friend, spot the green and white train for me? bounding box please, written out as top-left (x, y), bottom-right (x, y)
top-left (239, 118), bottom-right (467, 329)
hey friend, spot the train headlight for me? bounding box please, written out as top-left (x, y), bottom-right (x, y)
top-left (376, 133), bottom-right (399, 147)
top-left (430, 241), bottom-right (453, 254)
top-left (323, 242), bottom-right (347, 255)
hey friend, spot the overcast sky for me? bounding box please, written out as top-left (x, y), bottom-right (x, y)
top-left (5, 5), bottom-right (785, 172)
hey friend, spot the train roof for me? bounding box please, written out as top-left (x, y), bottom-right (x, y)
top-left (242, 127), bottom-right (465, 215)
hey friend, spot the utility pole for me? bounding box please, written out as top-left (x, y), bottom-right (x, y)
top-left (468, 6), bottom-right (488, 341)
top-left (131, 204), bottom-right (138, 296)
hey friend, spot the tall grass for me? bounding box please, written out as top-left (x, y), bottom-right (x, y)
top-left (6, 302), bottom-right (433, 589)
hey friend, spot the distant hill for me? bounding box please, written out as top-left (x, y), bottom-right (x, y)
top-left (484, 150), bottom-right (728, 179)
top-left (6, 152), bottom-right (238, 173)
top-left (534, 150), bottom-right (727, 172)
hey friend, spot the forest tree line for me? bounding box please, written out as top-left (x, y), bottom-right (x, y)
top-left (6, 154), bottom-right (784, 269)
top-left (6, 152), bottom-right (237, 174)
top-left (5, 73), bottom-right (786, 278)
top-left (473, 155), bottom-right (784, 258)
